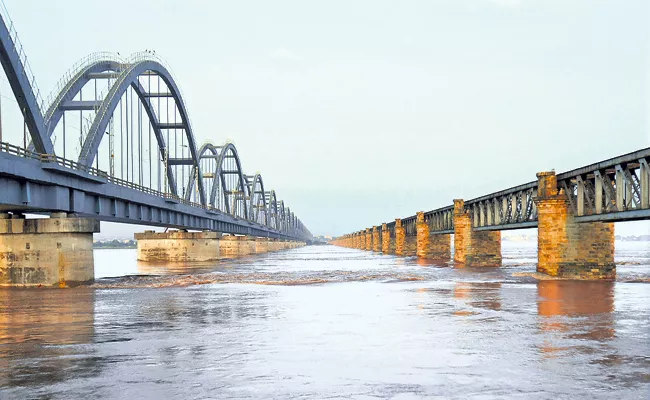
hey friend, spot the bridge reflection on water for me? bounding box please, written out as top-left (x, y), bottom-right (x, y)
top-left (0, 244), bottom-right (648, 398)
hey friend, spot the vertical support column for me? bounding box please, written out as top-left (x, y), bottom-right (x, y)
top-left (454, 200), bottom-right (471, 264)
top-left (0, 214), bottom-right (99, 287)
top-left (535, 171), bottom-right (615, 279)
top-left (453, 199), bottom-right (501, 267)
top-left (416, 212), bottom-right (430, 258)
top-left (417, 211), bottom-right (451, 260)
top-left (136, 230), bottom-right (221, 262)
top-left (395, 219), bottom-right (405, 256)
top-left (372, 226), bottom-right (380, 252)
top-left (381, 223), bottom-right (391, 253)
top-left (255, 237), bottom-right (270, 253)
top-left (365, 228), bottom-right (372, 251)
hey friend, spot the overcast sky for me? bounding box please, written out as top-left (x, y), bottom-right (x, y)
top-left (1, 0), bottom-right (649, 237)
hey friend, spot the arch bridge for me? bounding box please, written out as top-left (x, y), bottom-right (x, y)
top-left (0, 9), bottom-right (310, 241)
top-left (0, 6), bottom-right (311, 286)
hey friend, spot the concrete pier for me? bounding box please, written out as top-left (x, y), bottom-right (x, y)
top-left (255, 238), bottom-right (270, 254)
top-left (136, 231), bottom-right (305, 262)
top-left (453, 200), bottom-right (502, 267)
top-left (0, 213), bottom-right (99, 287)
top-left (535, 171), bottom-right (615, 279)
top-left (220, 235), bottom-right (256, 257)
top-left (135, 230), bottom-right (221, 262)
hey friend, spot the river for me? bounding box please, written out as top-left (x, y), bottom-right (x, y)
top-left (1, 242), bottom-right (649, 399)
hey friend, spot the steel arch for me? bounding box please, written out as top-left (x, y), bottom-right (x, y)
top-left (0, 15), bottom-right (53, 154)
top-left (248, 173), bottom-right (268, 226)
top-left (36, 57), bottom-right (180, 194)
top-left (77, 60), bottom-right (206, 205)
top-left (209, 143), bottom-right (248, 218)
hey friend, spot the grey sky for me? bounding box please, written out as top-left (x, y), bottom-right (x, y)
top-left (1, 0), bottom-right (649, 237)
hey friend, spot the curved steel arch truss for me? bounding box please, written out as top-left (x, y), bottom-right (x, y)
top-left (0, 13), bottom-right (311, 240)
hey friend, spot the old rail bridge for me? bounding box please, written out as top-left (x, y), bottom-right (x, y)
top-left (332, 147), bottom-right (650, 280)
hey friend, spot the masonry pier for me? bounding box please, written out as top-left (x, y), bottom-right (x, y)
top-left (453, 200), bottom-right (502, 267)
top-left (416, 212), bottom-right (451, 260)
top-left (372, 226), bottom-right (380, 252)
top-left (535, 171), bottom-right (615, 279)
top-left (381, 223), bottom-right (392, 253)
top-left (0, 213), bottom-right (99, 287)
top-left (365, 228), bottom-right (372, 251)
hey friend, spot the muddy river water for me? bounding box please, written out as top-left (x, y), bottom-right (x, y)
top-left (0, 242), bottom-right (649, 399)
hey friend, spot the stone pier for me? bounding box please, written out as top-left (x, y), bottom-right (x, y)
top-left (535, 171), bottom-right (615, 279)
top-left (416, 212), bottom-right (451, 260)
top-left (365, 228), bottom-right (372, 251)
top-left (381, 223), bottom-right (392, 253)
top-left (135, 230), bottom-right (221, 262)
top-left (395, 219), bottom-right (405, 256)
top-left (453, 200), bottom-right (502, 266)
top-left (0, 213), bottom-right (99, 287)
top-left (372, 226), bottom-right (381, 252)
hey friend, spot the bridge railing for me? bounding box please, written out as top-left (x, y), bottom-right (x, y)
top-left (44, 52), bottom-right (124, 116)
top-left (557, 147), bottom-right (650, 221)
top-left (0, 141), bottom-right (235, 215)
top-left (465, 182), bottom-right (538, 231)
top-left (423, 205), bottom-right (454, 233)
top-left (0, 141), bottom-right (312, 237)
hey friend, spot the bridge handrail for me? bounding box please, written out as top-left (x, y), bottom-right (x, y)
top-left (1, 141), bottom-right (299, 229)
top-left (44, 52), bottom-right (124, 117)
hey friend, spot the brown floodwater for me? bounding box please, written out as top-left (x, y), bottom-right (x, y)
top-left (0, 242), bottom-right (649, 399)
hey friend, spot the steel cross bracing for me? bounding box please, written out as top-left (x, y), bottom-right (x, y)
top-left (387, 147), bottom-right (650, 236)
top-left (0, 7), bottom-right (311, 241)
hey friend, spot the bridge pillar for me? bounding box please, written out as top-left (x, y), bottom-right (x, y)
top-left (535, 171), bottom-right (615, 279)
top-left (381, 223), bottom-right (392, 253)
top-left (365, 228), bottom-right (372, 251)
top-left (354, 232), bottom-right (361, 249)
top-left (404, 223), bottom-right (417, 257)
top-left (220, 235), bottom-right (256, 257)
top-left (394, 219), bottom-right (416, 256)
top-left (416, 212), bottom-right (451, 260)
top-left (372, 226), bottom-right (381, 252)
top-left (0, 213), bottom-right (99, 287)
top-left (135, 230), bottom-right (221, 262)
top-left (255, 237), bottom-right (270, 253)
top-left (268, 238), bottom-right (282, 252)
top-left (453, 200), bottom-right (502, 266)
top-left (395, 219), bottom-right (405, 256)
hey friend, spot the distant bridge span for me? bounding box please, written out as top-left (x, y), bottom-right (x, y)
top-left (334, 147), bottom-right (650, 281)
